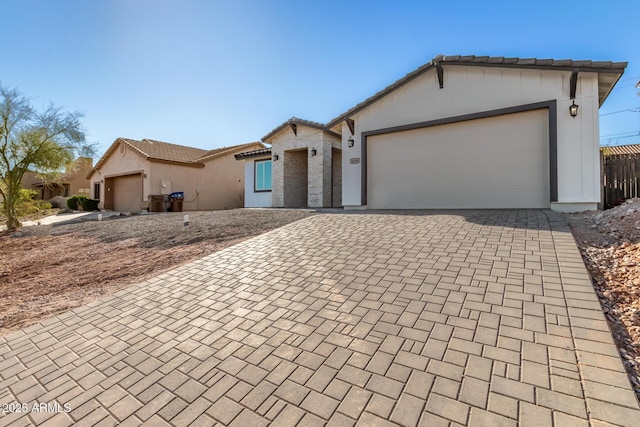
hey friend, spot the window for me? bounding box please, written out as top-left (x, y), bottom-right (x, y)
top-left (255, 160), bottom-right (272, 192)
top-left (94, 182), bottom-right (101, 201)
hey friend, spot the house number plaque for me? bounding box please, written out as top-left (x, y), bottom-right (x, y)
top-left (350, 158), bottom-right (360, 164)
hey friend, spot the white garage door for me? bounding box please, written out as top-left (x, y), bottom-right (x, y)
top-left (367, 110), bottom-right (549, 209)
top-left (113, 174), bottom-right (143, 212)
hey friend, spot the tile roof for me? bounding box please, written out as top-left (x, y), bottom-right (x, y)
top-left (126, 138), bottom-right (209, 164)
top-left (261, 117), bottom-right (338, 142)
top-left (234, 147), bottom-right (272, 160)
top-left (327, 54), bottom-right (627, 128)
top-left (195, 142), bottom-right (265, 162)
top-left (88, 138), bottom-right (263, 178)
top-left (602, 144), bottom-right (640, 155)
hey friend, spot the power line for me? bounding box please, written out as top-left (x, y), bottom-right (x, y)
top-left (600, 132), bottom-right (640, 141)
top-left (600, 107), bottom-right (640, 116)
top-left (619, 75), bottom-right (640, 83)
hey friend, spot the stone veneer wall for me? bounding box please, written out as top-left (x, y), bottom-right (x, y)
top-left (332, 148), bottom-right (342, 207)
top-left (283, 150), bottom-right (308, 207)
top-left (268, 124), bottom-right (342, 208)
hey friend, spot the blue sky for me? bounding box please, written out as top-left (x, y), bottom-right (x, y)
top-left (1, 0), bottom-right (638, 157)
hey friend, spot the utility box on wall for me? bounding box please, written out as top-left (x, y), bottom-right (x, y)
top-left (161, 180), bottom-right (172, 195)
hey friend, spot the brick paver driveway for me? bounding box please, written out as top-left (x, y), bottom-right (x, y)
top-left (1, 210), bottom-right (639, 426)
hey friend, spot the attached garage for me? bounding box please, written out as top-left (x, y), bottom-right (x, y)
top-left (367, 109), bottom-right (550, 209)
top-left (328, 55), bottom-right (627, 212)
top-left (104, 173), bottom-right (143, 212)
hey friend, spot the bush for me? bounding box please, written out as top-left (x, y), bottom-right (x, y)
top-left (13, 189), bottom-right (52, 217)
top-left (80, 198), bottom-right (99, 211)
top-left (66, 195), bottom-right (88, 210)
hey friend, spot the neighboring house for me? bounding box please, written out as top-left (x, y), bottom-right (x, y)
top-left (325, 54), bottom-right (626, 213)
top-left (235, 118), bottom-right (343, 209)
top-left (234, 147), bottom-right (273, 208)
top-left (87, 138), bottom-right (264, 212)
top-left (21, 157), bottom-right (93, 199)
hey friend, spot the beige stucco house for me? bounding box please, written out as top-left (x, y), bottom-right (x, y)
top-left (236, 118), bottom-right (343, 209)
top-left (326, 55), bottom-right (626, 212)
top-left (87, 138), bottom-right (264, 212)
top-left (22, 157), bottom-right (93, 199)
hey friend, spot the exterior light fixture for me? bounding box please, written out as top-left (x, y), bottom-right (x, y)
top-left (311, 148), bottom-right (317, 156)
top-left (273, 154), bottom-right (279, 161)
top-left (569, 101), bottom-right (579, 118)
top-left (348, 136), bottom-right (354, 148)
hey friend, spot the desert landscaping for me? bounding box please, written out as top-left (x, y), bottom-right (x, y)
top-left (0, 209), bottom-right (315, 335)
top-left (567, 200), bottom-right (640, 398)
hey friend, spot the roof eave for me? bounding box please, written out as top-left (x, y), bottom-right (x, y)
top-left (234, 149), bottom-right (273, 160)
top-left (261, 118), bottom-right (331, 142)
top-left (326, 58), bottom-right (628, 127)
top-left (148, 158), bottom-right (205, 168)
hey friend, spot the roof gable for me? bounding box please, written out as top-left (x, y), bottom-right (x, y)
top-left (262, 117), bottom-right (339, 142)
top-left (327, 54), bottom-right (627, 128)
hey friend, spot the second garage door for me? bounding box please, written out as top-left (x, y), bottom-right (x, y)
top-left (113, 174), bottom-right (143, 212)
top-left (367, 109), bottom-right (549, 209)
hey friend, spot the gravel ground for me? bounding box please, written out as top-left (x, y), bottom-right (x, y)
top-left (567, 200), bottom-right (640, 399)
top-left (0, 209), bottom-right (316, 335)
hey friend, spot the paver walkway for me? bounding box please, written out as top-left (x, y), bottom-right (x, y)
top-left (1, 210), bottom-right (639, 426)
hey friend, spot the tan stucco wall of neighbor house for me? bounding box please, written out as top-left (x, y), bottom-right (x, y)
top-left (67, 157), bottom-right (93, 196)
top-left (269, 125), bottom-right (341, 208)
top-left (89, 141), bottom-right (152, 211)
top-left (193, 153), bottom-right (248, 210)
top-left (20, 157), bottom-right (93, 199)
top-left (89, 140), bottom-right (261, 212)
top-left (20, 172), bottom-right (42, 193)
top-left (340, 66), bottom-right (601, 212)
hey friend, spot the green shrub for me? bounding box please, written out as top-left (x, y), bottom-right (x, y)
top-left (80, 198), bottom-right (99, 211)
top-left (14, 189), bottom-right (52, 216)
top-left (66, 195), bottom-right (88, 210)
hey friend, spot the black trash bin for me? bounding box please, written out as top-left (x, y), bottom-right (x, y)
top-left (168, 192), bottom-right (184, 212)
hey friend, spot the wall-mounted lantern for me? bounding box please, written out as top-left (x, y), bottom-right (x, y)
top-left (273, 154), bottom-right (279, 161)
top-left (569, 101), bottom-right (579, 118)
top-left (347, 136), bottom-right (355, 148)
top-left (311, 148), bottom-right (317, 156)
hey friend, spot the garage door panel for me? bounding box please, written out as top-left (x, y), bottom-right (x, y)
top-left (113, 174), bottom-right (143, 212)
top-left (368, 110), bottom-right (549, 209)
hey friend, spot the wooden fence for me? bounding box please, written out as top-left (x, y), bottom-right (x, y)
top-left (602, 153), bottom-right (640, 208)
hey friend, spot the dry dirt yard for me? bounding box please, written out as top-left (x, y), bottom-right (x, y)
top-left (0, 209), bottom-right (315, 335)
top-left (567, 199), bottom-right (640, 398)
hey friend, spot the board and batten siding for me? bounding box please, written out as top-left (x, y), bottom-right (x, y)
top-left (341, 66), bottom-right (600, 212)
